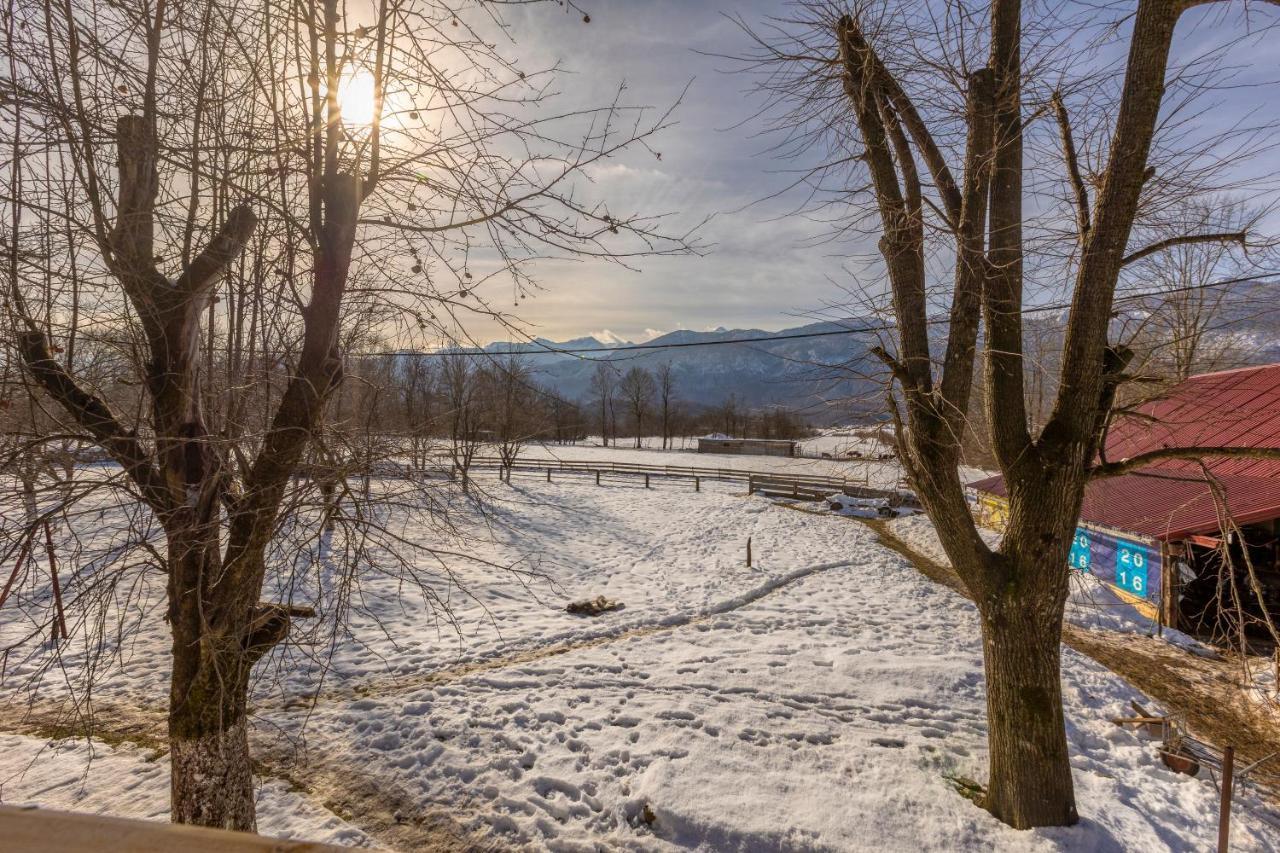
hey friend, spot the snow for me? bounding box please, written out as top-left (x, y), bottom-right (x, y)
top-left (0, 733), bottom-right (375, 846)
top-left (3, 467), bottom-right (1278, 850)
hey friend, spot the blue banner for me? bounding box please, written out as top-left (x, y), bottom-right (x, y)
top-left (1068, 527), bottom-right (1160, 601)
top-left (1069, 528), bottom-right (1092, 572)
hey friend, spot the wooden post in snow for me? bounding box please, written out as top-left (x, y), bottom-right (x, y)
top-left (747, 536), bottom-right (752, 568)
top-left (695, 476), bottom-right (700, 492)
top-left (595, 471), bottom-right (601, 486)
top-left (645, 473), bottom-right (650, 489)
top-left (1218, 745), bottom-right (1235, 853)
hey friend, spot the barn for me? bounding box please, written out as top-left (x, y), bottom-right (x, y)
top-left (697, 436), bottom-right (798, 457)
top-left (970, 363), bottom-right (1280, 639)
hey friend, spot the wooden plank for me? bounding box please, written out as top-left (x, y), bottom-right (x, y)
top-left (0, 806), bottom-right (346, 852)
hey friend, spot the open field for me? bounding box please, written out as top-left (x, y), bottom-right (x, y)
top-left (3, 451), bottom-right (1278, 851)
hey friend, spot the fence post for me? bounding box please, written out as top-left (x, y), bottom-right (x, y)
top-left (747, 536), bottom-right (752, 568)
top-left (1218, 745), bottom-right (1235, 853)
top-left (645, 473), bottom-right (650, 489)
top-left (695, 476), bottom-right (700, 493)
top-left (596, 471), bottom-right (601, 486)
top-left (546, 468), bottom-right (552, 483)
top-left (748, 475), bottom-right (754, 494)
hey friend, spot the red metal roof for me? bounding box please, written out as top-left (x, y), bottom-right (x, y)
top-left (1104, 363), bottom-right (1280, 479)
top-left (969, 363), bottom-right (1280, 540)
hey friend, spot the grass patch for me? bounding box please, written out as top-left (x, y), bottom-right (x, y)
top-left (943, 772), bottom-right (986, 805)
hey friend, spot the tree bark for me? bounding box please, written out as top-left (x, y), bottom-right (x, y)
top-left (169, 686), bottom-right (254, 830)
top-left (979, 587), bottom-right (1077, 828)
top-left (166, 525), bottom-right (257, 831)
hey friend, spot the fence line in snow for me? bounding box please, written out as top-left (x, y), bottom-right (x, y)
top-left (455, 456), bottom-right (916, 505)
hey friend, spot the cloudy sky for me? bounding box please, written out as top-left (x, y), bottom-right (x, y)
top-left (454, 0), bottom-right (861, 345)
top-left (456, 1), bottom-right (1279, 345)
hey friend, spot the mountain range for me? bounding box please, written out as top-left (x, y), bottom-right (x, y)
top-left (419, 278), bottom-right (1280, 424)
top-left (474, 321), bottom-right (888, 422)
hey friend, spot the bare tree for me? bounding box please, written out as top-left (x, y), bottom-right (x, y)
top-left (3, 0), bottom-right (692, 829)
top-left (656, 361), bottom-right (676, 449)
top-left (441, 356), bottom-right (484, 490)
top-left (589, 361), bottom-right (619, 447)
top-left (1125, 202), bottom-right (1268, 381)
top-left (481, 355), bottom-right (536, 468)
top-left (741, 0), bottom-right (1280, 828)
top-left (619, 366), bottom-right (656, 448)
top-left (400, 355), bottom-right (437, 471)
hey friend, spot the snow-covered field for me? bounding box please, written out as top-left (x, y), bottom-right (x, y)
top-left (2, 465), bottom-right (1278, 850)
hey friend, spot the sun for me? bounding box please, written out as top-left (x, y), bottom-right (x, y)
top-left (337, 69), bottom-right (379, 126)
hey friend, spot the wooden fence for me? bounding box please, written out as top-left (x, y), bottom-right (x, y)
top-left (457, 456), bottom-right (917, 506)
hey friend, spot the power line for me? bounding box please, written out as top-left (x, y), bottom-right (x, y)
top-left (362, 272), bottom-right (1279, 358)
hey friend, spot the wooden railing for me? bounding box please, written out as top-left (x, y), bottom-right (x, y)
top-left (454, 456), bottom-right (916, 505)
top-left (0, 805), bottom-right (346, 852)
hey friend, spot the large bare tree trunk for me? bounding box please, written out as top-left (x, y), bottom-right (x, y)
top-left (980, 598), bottom-right (1076, 826)
top-left (165, 523), bottom-right (253, 829)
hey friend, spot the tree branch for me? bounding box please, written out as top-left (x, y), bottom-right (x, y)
top-left (18, 330), bottom-right (169, 513)
top-left (1048, 0), bottom-right (1184, 441)
top-left (107, 115), bottom-right (162, 294)
top-left (937, 68), bottom-right (995, 427)
top-left (1050, 91), bottom-right (1090, 242)
top-left (1121, 231), bottom-right (1247, 266)
top-left (982, 0), bottom-right (1033, 470)
top-left (838, 21), bottom-right (962, 226)
top-left (174, 204), bottom-right (258, 295)
top-left (870, 345), bottom-right (917, 390)
top-left (1090, 445), bottom-right (1280, 479)
top-left (837, 15), bottom-right (932, 395)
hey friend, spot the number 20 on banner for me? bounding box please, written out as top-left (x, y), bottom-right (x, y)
top-left (1115, 539), bottom-right (1148, 598)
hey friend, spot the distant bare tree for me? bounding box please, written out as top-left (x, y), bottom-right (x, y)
top-left (1126, 202), bottom-right (1268, 381)
top-left (482, 355), bottom-right (536, 468)
top-left (619, 366), bottom-right (657, 448)
top-left (589, 362), bottom-right (620, 446)
top-left (656, 362), bottom-right (677, 449)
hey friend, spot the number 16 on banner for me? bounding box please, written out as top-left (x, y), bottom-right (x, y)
top-left (1115, 539), bottom-right (1149, 598)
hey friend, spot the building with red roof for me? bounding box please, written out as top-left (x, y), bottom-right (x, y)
top-left (969, 363), bottom-right (1280, 636)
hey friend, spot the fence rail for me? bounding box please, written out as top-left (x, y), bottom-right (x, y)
top-left (451, 455), bottom-right (916, 505)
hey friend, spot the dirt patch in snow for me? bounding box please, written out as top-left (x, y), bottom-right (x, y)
top-left (0, 700), bottom-right (484, 852)
top-left (863, 518), bottom-right (1280, 804)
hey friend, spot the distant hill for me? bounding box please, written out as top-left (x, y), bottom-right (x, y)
top-left (410, 278), bottom-right (1280, 424)
top-left (469, 321), bottom-right (888, 422)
